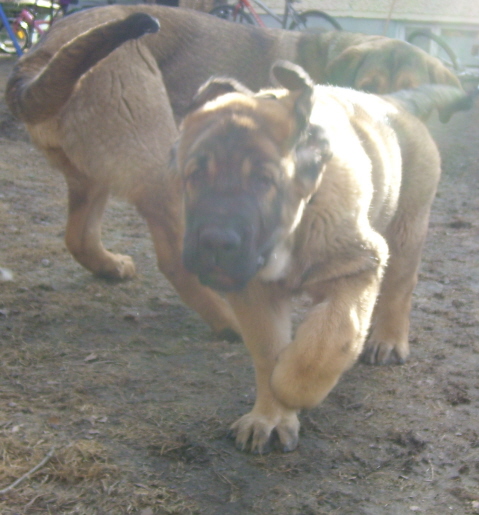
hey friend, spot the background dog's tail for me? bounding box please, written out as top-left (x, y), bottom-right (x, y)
top-left (387, 85), bottom-right (476, 123)
top-left (5, 13), bottom-right (159, 124)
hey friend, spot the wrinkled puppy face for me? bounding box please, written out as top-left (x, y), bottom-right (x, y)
top-left (175, 62), bottom-right (329, 292)
top-left (326, 38), bottom-right (461, 94)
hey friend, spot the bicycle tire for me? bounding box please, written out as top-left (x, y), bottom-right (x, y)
top-left (0, 20), bottom-right (29, 54)
top-left (289, 10), bottom-right (342, 32)
top-left (209, 4), bottom-right (255, 25)
top-left (407, 30), bottom-right (459, 72)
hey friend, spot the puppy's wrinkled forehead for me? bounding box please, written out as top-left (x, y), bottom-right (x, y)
top-left (179, 91), bottom-right (298, 162)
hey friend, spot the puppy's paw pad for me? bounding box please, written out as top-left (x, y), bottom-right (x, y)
top-left (361, 339), bottom-right (407, 365)
top-left (230, 411), bottom-right (299, 454)
top-left (276, 425), bottom-right (299, 453)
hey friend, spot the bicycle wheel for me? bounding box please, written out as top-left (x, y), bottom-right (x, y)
top-left (209, 4), bottom-right (254, 25)
top-left (289, 10), bottom-right (342, 32)
top-left (407, 30), bottom-right (459, 72)
top-left (0, 20), bottom-right (29, 54)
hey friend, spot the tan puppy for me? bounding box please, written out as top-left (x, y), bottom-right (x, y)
top-left (175, 61), bottom-right (471, 453)
top-left (6, 5), bottom-right (461, 340)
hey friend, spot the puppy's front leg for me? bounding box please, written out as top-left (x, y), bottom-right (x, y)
top-left (272, 271), bottom-right (382, 410)
top-left (227, 282), bottom-right (299, 454)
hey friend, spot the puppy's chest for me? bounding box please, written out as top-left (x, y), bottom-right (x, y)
top-left (283, 189), bottom-right (383, 293)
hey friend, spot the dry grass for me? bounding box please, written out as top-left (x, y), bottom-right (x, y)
top-left (0, 436), bottom-right (197, 514)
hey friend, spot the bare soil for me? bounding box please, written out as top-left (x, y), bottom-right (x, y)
top-left (0, 54), bottom-right (478, 515)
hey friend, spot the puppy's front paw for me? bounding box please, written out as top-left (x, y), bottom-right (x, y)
top-left (230, 409), bottom-right (299, 454)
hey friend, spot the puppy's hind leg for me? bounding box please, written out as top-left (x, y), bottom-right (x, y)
top-left (362, 214), bottom-right (429, 365)
top-left (65, 176), bottom-right (136, 280)
top-left (362, 125), bottom-right (441, 365)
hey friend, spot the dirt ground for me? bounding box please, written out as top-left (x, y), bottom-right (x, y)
top-left (0, 53), bottom-right (478, 515)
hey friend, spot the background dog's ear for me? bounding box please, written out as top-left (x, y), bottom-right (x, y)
top-left (271, 61), bottom-right (315, 134)
top-left (325, 43), bottom-right (394, 94)
top-left (324, 47), bottom-right (362, 88)
top-left (187, 77), bottom-right (253, 114)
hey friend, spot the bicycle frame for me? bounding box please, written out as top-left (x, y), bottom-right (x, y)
top-left (17, 8), bottom-right (50, 37)
top-left (0, 4), bottom-right (22, 54)
top-left (1, 0), bottom-right (68, 56)
top-left (238, 0), bottom-right (301, 29)
top-left (233, 0), bottom-right (265, 26)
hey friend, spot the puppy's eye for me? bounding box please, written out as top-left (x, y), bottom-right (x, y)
top-left (251, 171), bottom-right (274, 190)
top-left (189, 167), bottom-right (206, 183)
top-left (187, 156), bottom-right (209, 185)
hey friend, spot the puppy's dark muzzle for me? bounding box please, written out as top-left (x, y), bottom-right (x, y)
top-left (183, 193), bottom-right (266, 291)
top-left (184, 224), bottom-right (249, 291)
top-left (184, 220), bottom-right (263, 292)
top-left (199, 227), bottom-right (242, 259)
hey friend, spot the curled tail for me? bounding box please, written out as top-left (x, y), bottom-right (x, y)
top-left (5, 13), bottom-right (159, 124)
top-left (387, 85), bottom-right (476, 123)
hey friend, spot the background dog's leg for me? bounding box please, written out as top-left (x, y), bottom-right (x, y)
top-left (227, 283), bottom-right (299, 453)
top-left (143, 210), bottom-right (242, 341)
top-left (271, 271), bottom-right (382, 411)
top-left (65, 179), bottom-right (136, 280)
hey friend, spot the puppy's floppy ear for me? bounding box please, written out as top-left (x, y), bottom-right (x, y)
top-left (169, 140), bottom-right (179, 174)
top-left (271, 60), bottom-right (315, 133)
top-left (271, 62), bottom-right (330, 192)
top-left (187, 77), bottom-right (254, 114)
top-left (271, 60), bottom-right (315, 91)
top-left (295, 124), bottom-right (332, 194)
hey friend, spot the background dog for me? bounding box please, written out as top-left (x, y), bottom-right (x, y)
top-left (5, 5), bottom-right (462, 339)
top-left (174, 61), bottom-right (470, 453)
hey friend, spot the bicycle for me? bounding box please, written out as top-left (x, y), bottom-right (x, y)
top-left (0, 0), bottom-right (65, 54)
top-left (209, 0), bottom-right (342, 32)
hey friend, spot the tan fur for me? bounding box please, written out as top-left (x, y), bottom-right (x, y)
top-left (174, 63), bottom-right (458, 453)
top-left (5, 5), bottom-right (461, 339)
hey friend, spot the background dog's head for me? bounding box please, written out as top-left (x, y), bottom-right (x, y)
top-left (323, 35), bottom-right (462, 94)
top-left (174, 62), bottom-right (331, 292)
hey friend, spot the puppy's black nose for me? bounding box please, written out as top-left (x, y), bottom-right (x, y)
top-left (199, 227), bottom-right (241, 254)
